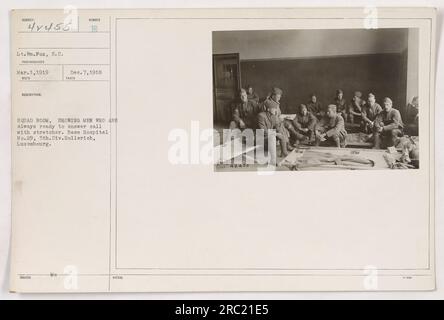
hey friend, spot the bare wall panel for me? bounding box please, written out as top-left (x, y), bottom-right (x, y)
top-left (240, 53), bottom-right (407, 115)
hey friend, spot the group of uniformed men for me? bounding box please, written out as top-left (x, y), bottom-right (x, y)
top-left (229, 85), bottom-right (405, 157)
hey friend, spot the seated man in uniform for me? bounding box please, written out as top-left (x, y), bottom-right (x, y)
top-left (261, 87), bottom-right (283, 115)
top-left (307, 93), bottom-right (323, 119)
top-left (347, 91), bottom-right (366, 125)
top-left (257, 98), bottom-right (292, 157)
top-left (405, 96), bottom-right (419, 135)
top-left (373, 97), bottom-right (404, 149)
top-left (315, 104), bottom-right (347, 148)
top-left (361, 93), bottom-right (382, 133)
top-left (333, 89), bottom-right (347, 119)
top-left (246, 84), bottom-right (260, 105)
top-left (406, 96), bottom-right (419, 124)
top-left (285, 104), bottom-right (317, 146)
top-left (229, 88), bottom-right (261, 130)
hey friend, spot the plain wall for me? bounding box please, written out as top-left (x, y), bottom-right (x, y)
top-left (240, 53), bottom-right (407, 115)
top-left (213, 28), bottom-right (411, 115)
top-left (406, 28), bottom-right (420, 104)
top-left (213, 29), bottom-right (409, 60)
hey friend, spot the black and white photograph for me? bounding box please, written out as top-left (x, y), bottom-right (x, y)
top-left (213, 28), bottom-right (420, 171)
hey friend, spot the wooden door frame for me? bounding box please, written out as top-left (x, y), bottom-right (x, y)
top-left (212, 53), bottom-right (241, 124)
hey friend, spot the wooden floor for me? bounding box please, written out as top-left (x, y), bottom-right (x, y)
top-left (214, 145), bottom-right (403, 172)
top-left (213, 121), bottom-right (417, 172)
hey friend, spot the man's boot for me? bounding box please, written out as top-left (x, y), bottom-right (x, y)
top-left (279, 137), bottom-right (289, 157)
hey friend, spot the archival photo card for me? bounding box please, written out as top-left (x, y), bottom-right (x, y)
top-left (9, 8), bottom-right (435, 293)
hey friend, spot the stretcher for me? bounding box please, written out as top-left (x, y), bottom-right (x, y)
top-left (279, 146), bottom-right (402, 170)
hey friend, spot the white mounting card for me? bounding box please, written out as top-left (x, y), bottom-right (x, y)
top-left (10, 7), bottom-right (436, 292)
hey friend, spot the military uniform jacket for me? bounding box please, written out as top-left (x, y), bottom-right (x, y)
top-left (406, 103), bottom-right (419, 124)
top-left (334, 97), bottom-right (347, 114)
top-left (292, 112), bottom-right (317, 131)
top-left (257, 111), bottom-right (285, 135)
top-left (247, 92), bottom-right (260, 104)
top-left (232, 100), bottom-right (261, 128)
top-left (362, 103), bottom-right (382, 122)
top-left (348, 100), bottom-right (365, 116)
top-left (307, 101), bottom-right (322, 115)
top-left (260, 97), bottom-right (282, 115)
top-left (316, 114), bottom-right (347, 139)
top-left (375, 108), bottom-right (404, 131)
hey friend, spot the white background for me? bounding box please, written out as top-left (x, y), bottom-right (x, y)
top-left (0, 0), bottom-right (443, 299)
